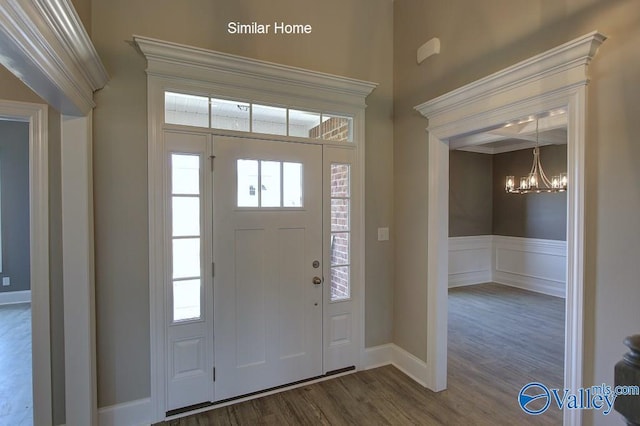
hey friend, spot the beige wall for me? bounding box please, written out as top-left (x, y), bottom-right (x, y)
top-left (394, 1), bottom-right (640, 424)
top-left (0, 67), bottom-right (66, 425)
top-left (91, 0), bottom-right (394, 407)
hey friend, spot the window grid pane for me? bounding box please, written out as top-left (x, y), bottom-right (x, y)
top-left (165, 92), bottom-right (209, 128)
top-left (211, 98), bottom-right (250, 131)
top-left (237, 159), bottom-right (303, 209)
top-left (330, 163), bottom-right (351, 302)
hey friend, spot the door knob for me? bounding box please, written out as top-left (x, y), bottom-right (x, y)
top-left (313, 276), bottom-right (322, 285)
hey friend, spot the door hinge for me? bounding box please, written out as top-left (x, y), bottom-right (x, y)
top-left (212, 262), bottom-right (215, 277)
top-left (209, 155), bottom-right (216, 171)
top-left (213, 367), bottom-right (216, 382)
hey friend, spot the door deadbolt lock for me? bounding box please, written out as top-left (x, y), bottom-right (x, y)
top-left (313, 276), bottom-right (322, 285)
top-left (312, 260), bottom-right (320, 268)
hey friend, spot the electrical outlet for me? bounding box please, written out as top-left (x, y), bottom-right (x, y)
top-left (2, 277), bottom-right (9, 286)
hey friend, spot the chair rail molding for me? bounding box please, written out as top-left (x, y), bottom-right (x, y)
top-left (414, 31), bottom-right (605, 426)
top-left (0, 0), bottom-right (108, 116)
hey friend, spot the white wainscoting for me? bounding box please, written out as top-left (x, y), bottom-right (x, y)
top-left (448, 236), bottom-right (493, 287)
top-left (448, 235), bottom-right (567, 298)
top-left (0, 290), bottom-right (31, 305)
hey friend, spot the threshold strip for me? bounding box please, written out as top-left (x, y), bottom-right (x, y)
top-left (166, 366), bottom-right (356, 418)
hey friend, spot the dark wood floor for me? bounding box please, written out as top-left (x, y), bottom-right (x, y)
top-left (0, 303), bottom-right (32, 426)
top-left (159, 283), bottom-right (565, 425)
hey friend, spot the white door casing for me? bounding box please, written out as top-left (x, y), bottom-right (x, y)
top-left (214, 137), bottom-right (323, 401)
top-left (414, 32), bottom-right (605, 426)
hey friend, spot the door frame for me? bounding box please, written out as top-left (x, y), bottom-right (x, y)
top-left (136, 36), bottom-right (376, 422)
top-left (415, 32), bottom-right (605, 426)
top-left (0, 99), bottom-right (51, 426)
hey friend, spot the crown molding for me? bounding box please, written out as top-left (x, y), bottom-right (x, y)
top-left (0, 0), bottom-right (108, 116)
top-left (134, 35), bottom-right (377, 108)
top-left (415, 31), bottom-right (606, 127)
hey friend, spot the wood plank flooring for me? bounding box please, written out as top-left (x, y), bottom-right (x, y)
top-left (0, 303), bottom-right (32, 426)
top-left (158, 283), bottom-right (564, 425)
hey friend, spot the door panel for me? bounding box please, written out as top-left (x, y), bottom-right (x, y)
top-left (214, 137), bottom-right (323, 401)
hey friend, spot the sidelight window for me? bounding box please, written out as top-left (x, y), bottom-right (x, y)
top-left (170, 153), bottom-right (203, 322)
top-left (330, 163), bottom-right (351, 301)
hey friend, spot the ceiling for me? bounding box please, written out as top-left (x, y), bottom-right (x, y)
top-left (450, 109), bottom-right (567, 154)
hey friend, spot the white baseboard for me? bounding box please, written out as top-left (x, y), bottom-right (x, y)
top-left (363, 344), bottom-right (428, 388)
top-left (0, 290), bottom-right (31, 305)
top-left (98, 398), bottom-right (151, 426)
top-left (362, 344), bottom-right (394, 370)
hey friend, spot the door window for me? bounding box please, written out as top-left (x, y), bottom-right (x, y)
top-left (237, 159), bottom-right (303, 208)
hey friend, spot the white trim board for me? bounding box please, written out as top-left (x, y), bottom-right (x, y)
top-left (363, 344), bottom-right (428, 387)
top-left (449, 235), bottom-right (567, 298)
top-left (0, 0), bottom-right (108, 115)
top-left (0, 290), bottom-right (31, 305)
top-left (415, 31), bottom-right (605, 426)
top-left (98, 398), bottom-right (151, 426)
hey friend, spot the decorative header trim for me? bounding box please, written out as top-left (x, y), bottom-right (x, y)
top-left (415, 31), bottom-right (606, 123)
top-left (0, 0), bottom-right (108, 115)
top-left (134, 35), bottom-right (377, 108)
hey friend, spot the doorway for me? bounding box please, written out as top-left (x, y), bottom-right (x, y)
top-left (0, 119), bottom-right (32, 425)
top-left (0, 101), bottom-right (50, 426)
top-left (446, 116), bottom-right (568, 422)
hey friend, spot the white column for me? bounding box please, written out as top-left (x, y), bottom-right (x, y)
top-left (61, 113), bottom-right (97, 426)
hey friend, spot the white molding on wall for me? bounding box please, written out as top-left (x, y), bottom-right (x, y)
top-left (98, 398), bottom-right (151, 426)
top-left (363, 344), bottom-right (428, 387)
top-left (0, 0), bottom-right (108, 116)
top-left (448, 236), bottom-right (493, 287)
top-left (134, 35), bottom-right (377, 110)
top-left (415, 31), bottom-right (605, 128)
top-left (62, 114), bottom-right (98, 426)
top-left (0, 290), bottom-right (31, 305)
top-left (448, 235), bottom-right (567, 298)
top-left (415, 31), bottom-right (605, 426)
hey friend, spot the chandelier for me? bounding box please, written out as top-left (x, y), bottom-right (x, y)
top-left (505, 119), bottom-right (567, 194)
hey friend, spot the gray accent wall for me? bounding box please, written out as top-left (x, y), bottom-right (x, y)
top-left (0, 120), bottom-right (30, 293)
top-left (493, 145), bottom-right (567, 241)
top-left (449, 150), bottom-right (493, 236)
top-left (449, 145), bottom-right (567, 241)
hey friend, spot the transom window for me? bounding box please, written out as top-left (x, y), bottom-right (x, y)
top-left (237, 159), bottom-right (303, 208)
top-left (165, 92), bottom-right (353, 142)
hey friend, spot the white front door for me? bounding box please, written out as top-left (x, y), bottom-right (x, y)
top-left (213, 136), bottom-right (323, 401)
